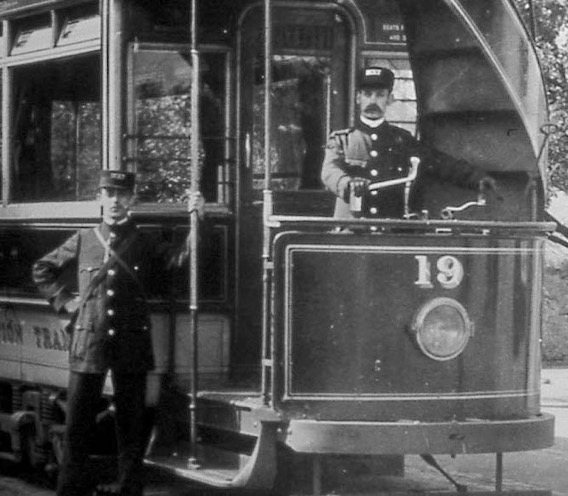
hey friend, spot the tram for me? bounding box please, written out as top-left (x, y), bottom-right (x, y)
top-left (0, 0), bottom-right (556, 494)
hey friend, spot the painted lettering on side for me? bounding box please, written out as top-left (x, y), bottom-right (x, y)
top-left (0, 305), bottom-right (24, 345)
top-left (33, 326), bottom-right (70, 351)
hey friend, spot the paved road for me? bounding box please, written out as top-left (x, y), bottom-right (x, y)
top-left (1, 369), bottom-right (568, 495)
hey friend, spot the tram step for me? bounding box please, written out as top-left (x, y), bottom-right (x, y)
top-left (146, 451), bottom-right (271, 490)
top-left (145, 419), bottom-right (278, 490)
top-left (146, 454), bottom-right (241, 483)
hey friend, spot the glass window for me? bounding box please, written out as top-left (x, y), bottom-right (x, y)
top-left (11, 54), bottom-right (101, 202)
top-left (0, 228), bottom-right (77, 296)
top-left (128, 47), bottom-right (228, 204)
top-left (0, 226), bottom-right (226, 301)
top-left (364, 57), bottom-right (416, 134)
top-left (253, 55), bottom-right (333, 190)
top-left (244, 7), bottom-right (350, 191)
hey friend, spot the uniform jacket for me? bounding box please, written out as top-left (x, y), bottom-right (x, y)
top-left (321, 119), bottom-right (486, 218)
top-left (32, 220), bottom-right (178, 374)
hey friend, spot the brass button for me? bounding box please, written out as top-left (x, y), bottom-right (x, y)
top-left (371, 133), bottom-right (378, 140)
top-left (370, 169), bottom-right (379, 177)
top-left (108, 269), bottom-right (116, 276)
top-left (107, 289), bottom-right (115, 297)
top-left (107, 309), bottom-right (115, 317)
top-left (370, 150), bottom-right (378, 158)
top-left (108, 329), bottom-right (116, 337)
top-left (370, 207), bottom-right (378, 215)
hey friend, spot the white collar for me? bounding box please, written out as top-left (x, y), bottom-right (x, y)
top-left (360, 116), bottom-right (385, 128)
top-left (103, 216), bottom-right (130, 227)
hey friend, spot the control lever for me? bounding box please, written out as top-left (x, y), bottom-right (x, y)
top-left (349, 156), bottom-right (421, 218)
top-left (440, 184), bottom-right (487, 220)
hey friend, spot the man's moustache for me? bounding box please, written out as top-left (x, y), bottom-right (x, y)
top-left (364, 106), bottom-right (381, 112)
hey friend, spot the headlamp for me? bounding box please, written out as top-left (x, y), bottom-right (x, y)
top-left (411, 297), bottom-right (473, 361)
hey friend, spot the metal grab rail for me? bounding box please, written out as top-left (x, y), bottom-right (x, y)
top-left (265, 214), bottom-right (556, 234)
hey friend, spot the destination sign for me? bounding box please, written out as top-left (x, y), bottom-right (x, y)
top-left (274, 24), bottom-right (334, 51)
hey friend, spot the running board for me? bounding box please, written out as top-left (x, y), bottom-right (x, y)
top-left (145, 420), bottom-right (278, 490)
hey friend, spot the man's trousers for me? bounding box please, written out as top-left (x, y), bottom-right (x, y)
top-left (56, 371), bottom-right (149, 496)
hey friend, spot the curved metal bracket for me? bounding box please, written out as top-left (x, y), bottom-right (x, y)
top-left (145, 420), bottom-right (279, 490)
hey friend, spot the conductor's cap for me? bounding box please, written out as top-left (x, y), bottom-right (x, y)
top-left (358, 67), bottom-right (395, 91)
top-left (98, 170), bottom-right (135, 191)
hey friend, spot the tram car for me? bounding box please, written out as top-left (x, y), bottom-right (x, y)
top-left (0, 0), bottom-right (556, 493)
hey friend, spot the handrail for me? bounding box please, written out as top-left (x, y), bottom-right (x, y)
top-left (187, 0), bottom-right (201, 469)
top-left (266, 214), bottom-right (556, 234)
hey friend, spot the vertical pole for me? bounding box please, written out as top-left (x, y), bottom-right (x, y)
top-left (260, 0), bottom-right (273, 406)
top-left (188, 0), bottom-right (201, 468)
top-left (2, 20), bottom-right (11, 206)
top-left (101, 0), bottom-right (110, 172)
top-left (312, 456), bottom-right (322, 496)
top-left (101, 0), bottom-right (123, 172)
top-left (263, 0), bottom-right (272, 193)
top-left (495, 452), bottom-right (503, 491)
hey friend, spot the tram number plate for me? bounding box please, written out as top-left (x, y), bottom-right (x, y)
top-left (414, 255), bottom-right (464, 290)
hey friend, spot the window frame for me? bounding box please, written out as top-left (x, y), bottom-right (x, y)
top-left (126, 41), bottom-right (234, 213)
top-left (0, 6), bottom-right (101, 219)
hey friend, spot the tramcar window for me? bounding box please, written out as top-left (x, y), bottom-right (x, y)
top-left (254, 54), bottom-right (334, 190)
top-left (243, 7), bottom-right (350, 191)
top-left (11, 54), bottom-right (101, 202)
top-left (351, 0), bottom-right (416, 132)
top-left (127, 46), bottom-right (229, 204)
top-left (0, 229), bottom-right (77, 296)
top-left (365, 57), bottom-right (416, 134)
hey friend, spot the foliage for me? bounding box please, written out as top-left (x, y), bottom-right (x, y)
top-left (135, 94), bottom-right (196, 203)
top-left (51, 102), bottom-right (101, 201)
top-left (512, 0), bottom-right (568, 195)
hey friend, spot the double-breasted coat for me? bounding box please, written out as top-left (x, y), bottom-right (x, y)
top-left (32, 221), bottom-right (169, 373)
top-left (321, 120), bottom-right (487, 218)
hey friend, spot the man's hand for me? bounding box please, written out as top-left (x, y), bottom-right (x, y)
top-left (188, 191), bottom-right (205, 218)
top-left (348, 178), bottom-right (370, 198)
top-left (64, 297), bottom-right (80, 315)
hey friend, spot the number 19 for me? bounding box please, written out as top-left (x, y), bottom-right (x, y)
top-left (415, 255), bottom-right (464, 289)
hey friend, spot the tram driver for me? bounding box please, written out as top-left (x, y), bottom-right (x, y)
top-left (321, 67), bottom-right (497, 219)
top-left (33, 171), bottom-right (203, 496)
